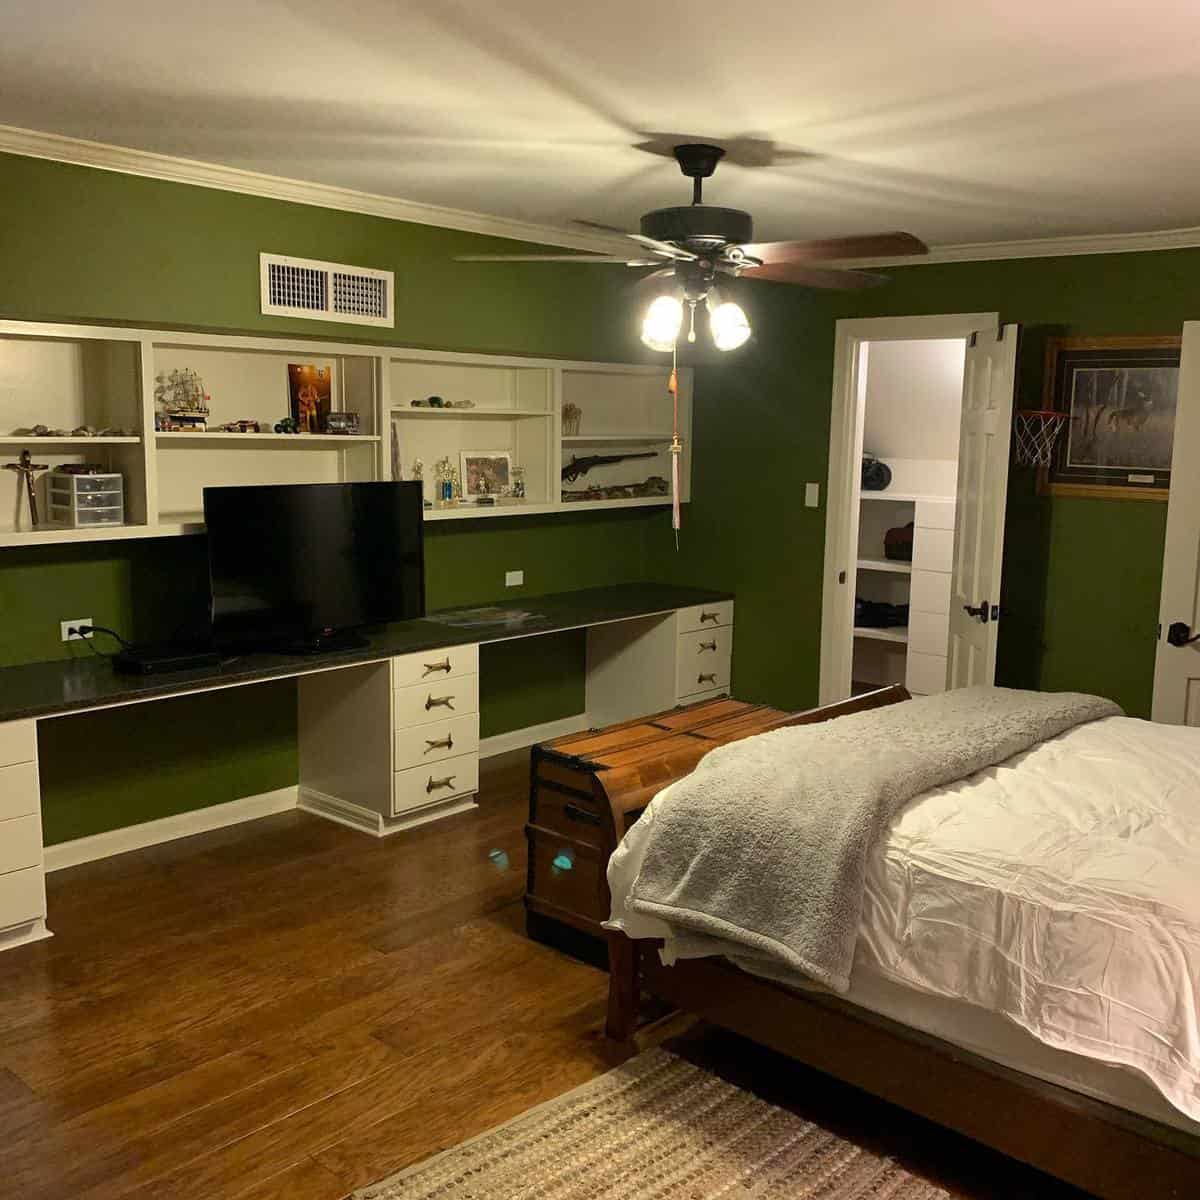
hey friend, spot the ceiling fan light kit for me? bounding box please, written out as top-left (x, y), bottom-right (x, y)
top-left (457, 140), bottom-right (929, 353)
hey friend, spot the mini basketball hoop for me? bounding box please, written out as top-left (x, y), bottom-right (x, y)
top-left (1013, 409), bottom-right (1068, 468)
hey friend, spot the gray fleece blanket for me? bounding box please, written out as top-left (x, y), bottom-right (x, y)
top-left (625, 686), bottom-right (1121, 993)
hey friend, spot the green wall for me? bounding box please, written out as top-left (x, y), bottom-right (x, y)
top-left (1, 150), bottom-right (1190, 841)
top-left (0, 152), bottom-right (667, 842)
top-left (653, 250), bottom-right (1193, 718)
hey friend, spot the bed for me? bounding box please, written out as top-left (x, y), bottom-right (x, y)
top-left (603, 686), bottom-right (1200, 1199)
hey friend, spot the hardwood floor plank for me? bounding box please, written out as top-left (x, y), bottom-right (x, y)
top-left (226, 1158), bottom-right (350, 1200)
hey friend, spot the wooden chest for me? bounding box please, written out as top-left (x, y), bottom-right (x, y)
top-left (525, 697), bottom-right (790, 946)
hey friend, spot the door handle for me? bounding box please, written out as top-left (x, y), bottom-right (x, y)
top-left (424, 734), bottom-right (454, 752)
top-left (1167, 621), bottom-right (1200, 647)
top-left (422, 657), bottom-right (452, 676)
top-left (426, 774), bottom-right (457, 794)
top-left (698, 640), bottom-right (717, 652)
top-left (963, 602), bottom-right (989, 624)
top-left (697, 672), bottom-right (717, 685)
top-left (425, 694), bottom-right (455, 711)
top-left (699, 610), bottom-right (719, 624)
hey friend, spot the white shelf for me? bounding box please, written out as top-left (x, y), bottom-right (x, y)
top-left (0, 522), bottom-right (199, 548)
top-left (857, 558), bottom-right (912, 575)
top-left (391, 407), bottom-right (550, 418)
top-left (562, 433), bottom-right (673, 444)
top-left (861, 491), bottom-right (952, 503)
top-left (0, 436), bottom-right (141, 446)
top-left (155, 432), bottom-right (380, 445)
top-left (853, 626), bottom-right (909, 644)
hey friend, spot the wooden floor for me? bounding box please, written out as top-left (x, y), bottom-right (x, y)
top-left (0, 753), bottom-right (1089, 1200)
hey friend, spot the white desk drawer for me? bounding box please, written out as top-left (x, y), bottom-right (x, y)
top-left (393, 751), bottom-right (479, 816)
top-left (392, 643), bottom-right (478, 690)
top-left (678, 654), bottom-right (731, 699)
top-left (677, 629), bottom-right (732, 698)
top-left (0, 721), bottom-right (35, 769)
top-left (0, 815), bottom-right (41, 875)
top-left (910, 570), bottom-right (951, 616)
top-left (906, 651), bottom-right (948, 696)
top-left (393, 674), bottom-right (479, 729)
top-left (678, 600), bottom-right (733, 633)
top-left (395, 713), bottom-right (479, 772)
top-left (909, 609), bottom-right (949, 657)
top-left (0, 762), bottom-right (39, 822)
top-left (0, 866), bottom-right (46, 930)
top-left (913, 526), bottom-right (954, 574)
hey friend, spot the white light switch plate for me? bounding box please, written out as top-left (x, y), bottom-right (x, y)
top-left (61, 618), bottom-right (93, 641)
top-left (505, 570), bottom-right (524, 587)
top-left (804, 483), bottom-right (820, 508)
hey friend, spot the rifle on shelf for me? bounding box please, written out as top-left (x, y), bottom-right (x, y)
top-left (561, 451), bottom-right (658, 484)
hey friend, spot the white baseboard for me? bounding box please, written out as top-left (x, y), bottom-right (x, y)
top-left (297, 786), bottom-right (478, 837)
top-left (44, 786), bottom-right (300, 872)
top-left (478, 713), bottom-right (590, 759)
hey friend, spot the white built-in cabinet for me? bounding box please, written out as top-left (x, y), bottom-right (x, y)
top-left (0, 321), bottom-right (693, 546)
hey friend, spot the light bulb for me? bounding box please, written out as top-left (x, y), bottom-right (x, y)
top-left (640, 295), bottom-right (683, 352)
top-left (708, 300), bottom-right (751, 351)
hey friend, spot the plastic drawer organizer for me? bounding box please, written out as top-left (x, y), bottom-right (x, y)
top-left (48, 472), bottom-right (124, 528)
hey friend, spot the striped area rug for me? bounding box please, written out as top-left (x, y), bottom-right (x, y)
top-left (356, 1047), bottom-right (951, 1199)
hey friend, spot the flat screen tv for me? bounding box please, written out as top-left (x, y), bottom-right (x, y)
top-left (204, 482), bottom-right (425, 653)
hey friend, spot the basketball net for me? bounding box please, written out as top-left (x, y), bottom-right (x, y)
top-left (1013, 409), bottom-right (1068, 468)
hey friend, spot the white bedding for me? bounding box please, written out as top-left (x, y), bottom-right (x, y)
top-left (607, 715), bottom-right (1200, 1124)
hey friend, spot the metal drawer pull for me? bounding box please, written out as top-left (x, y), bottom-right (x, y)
top-left (698, 640), bottom-right (717, 652)
top-left (698, 672), bottom-right (717, 685)
top-left (422, 657), bottom-right (452, 676)
top-left (699, 610), bottom-right (719, 624)
top-left (424, 734), bottom-right (454, 753)
top-left (426, 774), bottom-right (457, 794)
top-left (425, 694), bottom-right (455, 711)
top-left (563, 802), bottom-right (602, 827)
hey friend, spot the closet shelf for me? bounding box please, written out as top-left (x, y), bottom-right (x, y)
top-left (155, 432), bottom-right (381, 445)
top-left (857, 558), bottom-right (912, 575)
top-left (0, 436), bottom-right (141, 447)
top-left (853, 626), bottom-right (909, 644)
top-left (390, 407), bottom-right (551, 418)
top-left (562, 433), bottom-right (673, 444)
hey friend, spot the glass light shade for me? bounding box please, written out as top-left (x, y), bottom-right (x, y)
top-left (640, 295), bottom-right (684, 352)
top-left (708, 300), bottom-right (752, 351)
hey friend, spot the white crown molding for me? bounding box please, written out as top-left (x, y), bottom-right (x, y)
top-left (0, 123), bottom-right (623, 255)
top-left (3, 122), bottom-right (1200, 267)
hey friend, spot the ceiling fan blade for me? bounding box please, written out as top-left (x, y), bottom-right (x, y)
top-left (738, 232), bottom-right (928, 264)
top-left (740, 261), bottom-right (889, 289)
top-left (570, 218), bottom-right (633, 235)
top-left (455, 253), bottom-right (645, 263)
top-left (632, 266), bottom-right (677, 293)
top-left (626, 233), bottom-right (697, 261)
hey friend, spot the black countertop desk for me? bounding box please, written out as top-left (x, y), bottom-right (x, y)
top-left (0, 583), bottom-right (732, 724)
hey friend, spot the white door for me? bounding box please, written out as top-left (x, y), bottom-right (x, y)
top-left (947, 325), bottom-right (1019, 689)
top-left (1152, 321), bottom-right (1200, 724)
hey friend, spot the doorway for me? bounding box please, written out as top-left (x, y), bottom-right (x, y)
top-left (819, 313), bottom-right (1007, 705)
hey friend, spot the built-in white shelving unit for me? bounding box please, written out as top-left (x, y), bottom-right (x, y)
top-left (0, 320), bottom-right (693, 546)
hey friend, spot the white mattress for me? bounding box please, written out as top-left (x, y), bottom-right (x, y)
top-left (608, 715), bottom-right (1200, 1129)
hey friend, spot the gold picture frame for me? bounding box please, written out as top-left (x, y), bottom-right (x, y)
top-left (1039, 335), bottom-right (1179, 501)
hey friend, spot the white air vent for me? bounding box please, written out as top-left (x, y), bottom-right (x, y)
top-left (260, 253), bottom-right (393, 327)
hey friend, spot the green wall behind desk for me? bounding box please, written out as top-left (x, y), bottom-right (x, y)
top-left (2, 151), bottom-right (1195, 843)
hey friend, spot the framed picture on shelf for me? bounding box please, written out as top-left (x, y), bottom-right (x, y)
top-left (460, 450), bottom-right (511, 497)
top-left (286, 362), bottom-right (335, 434)
top-left (1041, 335), bottom-right (1180, 500)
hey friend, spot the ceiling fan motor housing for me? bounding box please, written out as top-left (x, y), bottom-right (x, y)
top-left (640, 205), bottom-right (753, 252)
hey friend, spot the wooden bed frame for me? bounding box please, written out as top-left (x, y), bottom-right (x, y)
top-left (604, 687), bottom-right (1200, 1200)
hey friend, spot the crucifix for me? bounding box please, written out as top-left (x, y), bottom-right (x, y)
top-left (5, 449), bottom-right (50, 527)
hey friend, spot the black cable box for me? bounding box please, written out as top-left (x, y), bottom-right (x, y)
top-left (113, 644), bottom-right (223, 675)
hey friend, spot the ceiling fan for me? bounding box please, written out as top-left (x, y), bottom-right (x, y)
top-left (457, 142), bottom-right (928, 351)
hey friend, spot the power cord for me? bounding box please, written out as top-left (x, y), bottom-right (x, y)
top-left (71, 623), bottom-right (133, 649)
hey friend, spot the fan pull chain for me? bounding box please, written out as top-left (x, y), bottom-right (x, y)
top-left (669, 348), bottom-right (681, 549)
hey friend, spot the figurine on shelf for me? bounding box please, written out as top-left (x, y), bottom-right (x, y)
top-left (562, 402), bottom-right (583, 436)
top-left (5, 449), bottom-right (49, 527)
top-left (219, 419), bottom-right (262, 433)
top-left (154, 367), bottom-right (210, 431)
top-left (322, 412), bottom-right (361, 435)
top-left (445, 399), bottom-right (476, 410)
top-left (411, 458), bottom-right (424, 481)
top-left (433, 455), bottom-right (459, 506)
top-left (511, 466), bottom-right (526, 500)
top-left (274, 417), bottom-right (300, 434)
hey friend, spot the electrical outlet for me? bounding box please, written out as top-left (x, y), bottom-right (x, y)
top-left (505, 569), bottom-right (524, 588)
top-left (804, 482), bottom-right (820, 508)
top-left (61, 618), bottom-right (93, 642)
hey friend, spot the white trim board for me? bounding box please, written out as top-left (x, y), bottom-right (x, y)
top-left (0, 124), bottom-right (621, 255)
top-left (478, 713), bottom-right (590, 759)
top-left (4, 122), bottom-right (1200, 267)
top-left (44, 786), bottom-right (299, 872)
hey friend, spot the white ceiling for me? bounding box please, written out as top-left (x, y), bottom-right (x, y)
top-left (2, 0), bottom-right (1199, 247)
